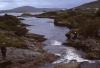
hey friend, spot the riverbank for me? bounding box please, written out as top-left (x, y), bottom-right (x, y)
top-left (35, 9), bottom-right (100, 60)
top-left (0, 11), bottom-right (99, 67)
top-left (0, 14), bottom-right (59, 68)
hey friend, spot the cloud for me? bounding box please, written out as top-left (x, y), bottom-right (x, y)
top-left (0, 0), bottom-right (97, 10)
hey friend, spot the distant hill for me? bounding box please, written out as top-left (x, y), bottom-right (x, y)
top-left (0, 6), bottom-right (62, 13)
top-left (76, 0), bottom-right (100, 9)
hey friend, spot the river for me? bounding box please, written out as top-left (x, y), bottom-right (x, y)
top-left (0, 13), bottom-right (96, 64)
top-left (21, 16), bottom-right (95, 64)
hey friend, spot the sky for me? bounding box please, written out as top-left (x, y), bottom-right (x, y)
top-left (0, 0), bottom-right (97, 10)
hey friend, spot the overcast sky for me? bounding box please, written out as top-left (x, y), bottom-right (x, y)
top-left (0, 0), bottom-right (97, 10)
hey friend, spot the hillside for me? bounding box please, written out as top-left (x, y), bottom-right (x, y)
top-left (76, 0), bottom-right (100, 9)
top-left (0, 6), bottom-right (61, 13)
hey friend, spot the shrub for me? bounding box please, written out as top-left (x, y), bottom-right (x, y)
top-left (78, 19), bottom-right (100, 38)
top-left (0, 15), bottom-right (28, 36)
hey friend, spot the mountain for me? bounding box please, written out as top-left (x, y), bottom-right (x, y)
top-left (0, 6), bottom-right (61, 13)
top-left (76, 0), bottom-right (100, 9)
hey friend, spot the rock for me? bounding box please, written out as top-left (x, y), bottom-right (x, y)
top-left (25, 33), bottom-right (47, 42)
top-left (15, 27), bottom-right (28, 36)
top-left (0, 47), bottom-right (41, 63)
top-left (19, 18), bottom-right (25, 20)
top-left (20, 13), bottom-right (33, 17)
top-left (66, 35), bottom-right (100, 59)
top-left (39, 63), bottom-right (54, 68)
top-left (54, 63), bottom-right (80, 68)
top-left (44, 45), bottom-right (67, 56)
top-left (69, 60), bottom-right (77, 63)
top-left (0, 47), bottom-right (58, 68)
top-left (0, 61), bottom-right (12, 68)
top-left (42, 53), bottom-right (59, 63)
top-left (54, 20), bottom-right (67, 26)
top-left (13, 53), bottom-right (57, 68)
top-left (81, 38), bottom-right (100, 59)
top-left (80, 61), bottom-right (100, 68)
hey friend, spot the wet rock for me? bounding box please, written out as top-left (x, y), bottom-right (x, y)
top-left (44, 45), bottom-right (67, 56)
top-left (19, 18), bottom-right (25, 20)
top-left (80, 61), bottom-right (100, 68)
top-left (65, 29), bottom-right (100, 59)
top-left (69, 60), bottom-right (78, 63)
top-left (42, 53), bottom-right (59, 63)
top-left (66, 38), bottom-right (100, 59)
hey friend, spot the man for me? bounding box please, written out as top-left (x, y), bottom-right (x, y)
top-left (66, 31), bottom-right (78, 40)
top-left (0, 46), bottom-right (7, 59)
top-left (72, 31), bottom-right (78, 40)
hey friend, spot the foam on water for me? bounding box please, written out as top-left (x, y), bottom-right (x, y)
top-left (51, 40), bottom-right (62, 46)
top-left (53, 47), bottom-right (94, 64)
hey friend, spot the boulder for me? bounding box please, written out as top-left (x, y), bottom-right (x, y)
top-left (0, 47), bottom-right (41, 63)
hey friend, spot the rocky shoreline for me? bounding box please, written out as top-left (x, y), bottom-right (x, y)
top-left (35, 9), bottom-right (100, 60)
top-left (0, 9), bottom-right (100, 67)
top-left (0, 14), bottom-right (59, 68)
